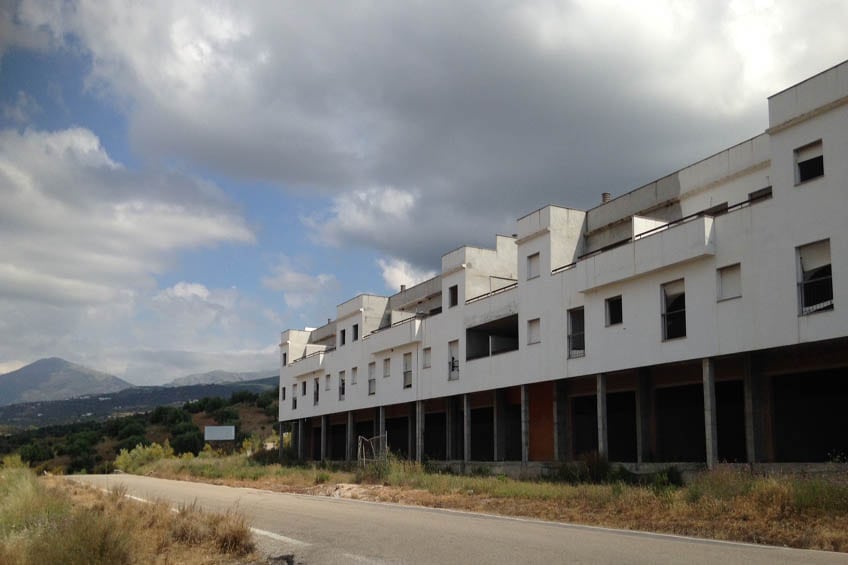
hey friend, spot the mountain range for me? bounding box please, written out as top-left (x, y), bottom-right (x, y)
top-left (0, 357), bottom-right (133, 407)
top-left (166, 369), bottom-right (278, 387)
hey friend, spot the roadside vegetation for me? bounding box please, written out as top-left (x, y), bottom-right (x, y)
top-left (0, 390), bottom-right (279, 474)
top-left (0, 454), bottom-right (256, 564)
top-left (116, 445), bottom-right (848, 553)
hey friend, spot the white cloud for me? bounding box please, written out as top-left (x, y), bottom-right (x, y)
top-left (261, 256), bottom-right (339, 309)
top-left (378, 257), bottom-right (437, 293)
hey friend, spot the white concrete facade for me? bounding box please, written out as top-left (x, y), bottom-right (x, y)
top-left (278, 60), bottom-right (848, 466)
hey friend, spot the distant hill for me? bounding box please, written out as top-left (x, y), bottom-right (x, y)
top-left (0, 357), bottom-right (133, 407)
top-left (167, 368), bottom-right (278, 387)
top-left (0, 376), bottom-right (279, 427)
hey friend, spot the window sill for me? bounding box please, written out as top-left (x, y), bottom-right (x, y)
top-left (527, 340), bottom-right (541, 345)
top-left (717, 295), bottom-right (741, 303)
top-left (795, 174), bottom-right (824, 187)
top-left (662, 336), bottom-right (687, 342)
top-left (605, 322), bottom-right (623, 327)
top-left (567, 352), bottom-right (585, 359)
top-left (527, 275), bottom-right (540, 281)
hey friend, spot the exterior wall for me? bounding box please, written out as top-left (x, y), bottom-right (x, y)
top-left (279, 60), bottom-right (848, 462)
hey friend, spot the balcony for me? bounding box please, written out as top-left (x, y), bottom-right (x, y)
top-left (366, 317), bottom-right (422, 353)
top-left (287, 346), bottom-right (334, 376)
top-left (577, 215), bottom-right (715, 292)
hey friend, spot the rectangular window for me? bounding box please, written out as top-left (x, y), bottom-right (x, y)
top-left (423, 347), bottom-right (432, 368)
top-left (527, 252), bottom-right (540, 280)
top-left (383, 358), bottom-right (391, 378)
top-left (301, 381), bottom-right (306, 396)
top-left (567, 308), bottom-right (585, 358)
top-left (796, 140), bottom-right (823, 184)
top-left (662, 279), bottom-right (686, 340)
top-left (351, 366), bottom-right (358, 385)
top-left (717, 264), bottom-right (742, 301)
top-left (292, 395), bottom-right (297, 410)
top-left (340, 328), bottom-right (346, 346)
top-left (352, 323), bottom-right (359, 341)
top-left (403, 352), bottom-right (412, 388)
top-left (798, 239), bottom-right (833, 315)
top-left (368, 376), bottom-right (376, 395)
top-left (369, 361), bottom-right (376, 380)
top-left (448, 340), bottom-right (459, 380)
top-left (282, 352), bottom-right (287, 366)
top-left (313, 378), bottom-right (319, 405)
top-left (325, 374), bottom-right (331, 390)
top-left (527, 318), bottom-right (541, 344)
top-left (338, 371), bottom-right (346, 401)
top-left (605, 295), bottom-right (623, 326)
top-left (449, 285), bottom-right (458, 307)
top-left (281, 387), bottom-right (286, 401)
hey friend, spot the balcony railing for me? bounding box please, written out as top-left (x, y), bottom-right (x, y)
top-left (799, 276), bottom-right (834, 315)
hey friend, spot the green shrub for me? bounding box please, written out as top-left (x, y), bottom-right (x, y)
top-left (114, 441), bottom-right (175, 473)
top-left (171, 432), bottom-right (204, 456)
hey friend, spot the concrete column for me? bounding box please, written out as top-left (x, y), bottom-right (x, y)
top-left (320, 415), bottom-right (328, 462)
top-left (415, 400), bottom-right (424, 463)
top-left (407, 403), bottom-right (415, 461)
top-left (744, 355), bottom-right (774, 463)
top-left (743, 354), bottom-right (757, 463)
top-left (463, 394), bottom-right (471, 463)
top-left (635, 369), bottom-right (652, 465)
top-left (377, 406), bottom-right (386, 456)
top-left (702, 358), bottom-right (718, 469)
top-left (520, 384), bottom-right (529, 465)
top-left (596, 374), bottom-right (608, 458)
top-left (297, 419), bottom-right (305, 460)
top-left (493, 390), bottom-right (506, 461)
top-left (346, 411), bottom-right (354, 462)
top-left (555, 380), bottom-right (570, 461)
top-left (445, 397), bottom-right (454, 460)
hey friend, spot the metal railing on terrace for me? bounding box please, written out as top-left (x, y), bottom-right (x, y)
top-left (550, 187), bottom-right (772, 275)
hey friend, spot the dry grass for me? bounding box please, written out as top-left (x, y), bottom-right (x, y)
top-left (138, 454), bottom-right (848, 553)
top-left (0, 455), bottom-right (259, 564)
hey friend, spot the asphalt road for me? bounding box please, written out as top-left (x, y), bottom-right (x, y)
top-left (71, 475), bottom-right (847, 565)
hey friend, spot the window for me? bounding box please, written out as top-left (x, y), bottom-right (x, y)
top-left (567, 308), bottom-right (584, 358)
top-left (423, 347), bottom-right (432, 368)
top-left (369, 361), bottom-right (376, 380)
top-left (340, 328), bottom-right (346, 346)
top-left (448, 340), bottom-right (459, 380)
top-left (383, 358), bottom-right (391, 378)
top-left (301, 381), bottom-right (306, 396)
top-left (368, 376), bottom-right (376, 395)
top-left (313, 378), bottom-right (319, 405)
top-left (798, 239), bottom-right (833, 315)
top-left (282, 352), bottom-right (287, 366)
top-left (527, 318), bottom-right (541, 344)
top-left (527, 252), bottom-right (540, 280)
top-left (662, 279), bottom-right (686, 340)
top-left (325, 374), bottom-right (331, 390)
top-left (717, 264), bottom-right (742, 301)
top-left (292, 395), bottom-right (297, 410)
top-left (351, 366), bottom-right (358, 385)
top-left (605, 295), bottom-right (623, 326)
top-left (353, 324), bottom-right (359, 341)
top-left (281, 387), bottom-right (286, 401)
top-left (338, 371), bottom-right (346, 401)
top-left (449, 285), bottom-right (458, 307)
top-left (403, 352), bottom-right (412, 388)
top-left (796, 140), bottom-right (823, 184)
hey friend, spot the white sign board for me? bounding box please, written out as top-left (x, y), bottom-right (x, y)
top-left (204, 425), bottom-right (235, 441)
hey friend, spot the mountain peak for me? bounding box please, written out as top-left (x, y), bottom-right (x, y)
top-left (0, 357), bottom-right (133, 406)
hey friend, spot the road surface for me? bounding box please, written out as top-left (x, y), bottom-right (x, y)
top-left (71, 475), bottom-right (847, 564)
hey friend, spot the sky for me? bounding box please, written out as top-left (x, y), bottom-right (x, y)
top-left (1, 0), bottom-right (847, 385)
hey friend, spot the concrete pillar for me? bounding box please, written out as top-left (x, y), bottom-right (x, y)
top-left (596, 374), bottom-right (608, 458)
top-left (377, 405), bottom-right (386, 456)
top-left (320, 415), bottom-right (328, 462)
top-left (463, 394), bottom-right (471, 463)
top-left (744, 355), bottom-right (774, 463)
top-left (445, 397), bottom-right (454, 460)
top-left (520, 384), bottom-right (529, 465)
top-left (407, 403), bottom-right (415, 461)
top-left (743, 354), bottom-right (757, 463)
top-left (415, 400), bottom-right (424, 463)
top-left (635, 369), bottom-right (652, 465)
top-left (702, 358), bottom-right (718, 469)
top-left (297, 419), bottom-right (305, 460)
top-left (346, 411), bottom-right (354, 462)
top-left (555, 380), bottom-right (570, 461)
top-left (493, 390), bottom-right (506, 461)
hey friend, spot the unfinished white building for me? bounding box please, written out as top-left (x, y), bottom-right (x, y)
top-left (278, 60), bottom-right (848, 469)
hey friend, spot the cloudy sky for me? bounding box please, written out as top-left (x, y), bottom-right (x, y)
top-left (1, 0), bottom-right (846, 384)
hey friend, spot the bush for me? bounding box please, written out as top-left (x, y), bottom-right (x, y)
top-left (116, 421), bottom-right (146, 440)
top-left (19, 443), bottom-right (53, 464)
top-left (171, 432), bottom-right (204, 456)
top-left (117, 434), bottom-right (149, 453)
top-left (150, 406), bottom-right (191, 427)
top-left (211, 408), bottom-right (239, 425)
top-left (114, 441), bottom-right (175, 473)
top-left (229, 391), bottom-right (258, 405)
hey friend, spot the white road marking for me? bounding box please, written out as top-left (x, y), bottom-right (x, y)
top-left (249, 527), bottom-right (311, 547)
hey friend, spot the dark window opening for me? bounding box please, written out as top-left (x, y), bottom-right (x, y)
top-left (605, 296), bottom-right (623, 326)
top-left (466, 315), bottom-right (518, 360)
top-left (798, 240), bottom-right (833, 315)
top-left (568, 307), bottom-right (585, 358)
top-left (340, 329), bottom-right (346, 346)
top-left (748, 186), bottom-right (772, 202)
top-left (281, 387), bottom-right (286, 401)
top-left (352, 324), bottom-right (359, 341)
top-left (282, 352), bottom-right (287, 366)
top-left (301, 381), bottom-right (306, 396)
top-left (449, 285), bottom-right (458, 307)
top-left (798, 155), bottom-right (824, 183)
top-left (313, 378), bottom-right (319, 405)
top-left (662, 280), bottom-right (686, 340)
